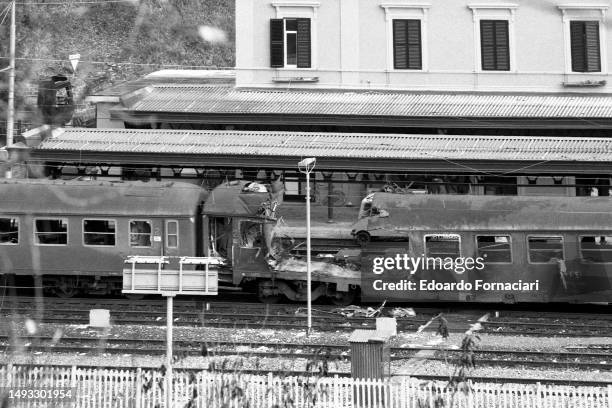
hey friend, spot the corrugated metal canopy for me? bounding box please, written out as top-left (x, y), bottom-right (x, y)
top-left (0, 179), bottom-right (205, 216)
top-left (112, 85), bottom-right (612, 127)
top-left (34, 128), bottom-right (612, 162)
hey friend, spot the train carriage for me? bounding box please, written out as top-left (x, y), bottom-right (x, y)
top-left (0, 179), bottom-right (206, 297)
top-left (352, 193), bottom-right (612, 303)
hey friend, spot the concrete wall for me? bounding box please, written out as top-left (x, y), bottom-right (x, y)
top-left (236, 0), bottom-right (612, 92)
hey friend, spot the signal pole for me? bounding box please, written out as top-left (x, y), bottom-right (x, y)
top-left (6, 0), bottom-right (16, 147)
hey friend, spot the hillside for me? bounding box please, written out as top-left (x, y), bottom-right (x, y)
top-left (0, 0), bottom-right (235, 104)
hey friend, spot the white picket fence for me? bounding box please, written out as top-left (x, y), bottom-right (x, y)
top-left (0, 365), bottom-right (610, 408)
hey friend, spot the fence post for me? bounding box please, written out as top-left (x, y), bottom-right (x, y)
top-left (608, 385), bottom-right (612, 408)
top-left (6, 364), bottom-right (12, 389)
top-left (135, 368), bottom-right (142, 408)
top-left (70, 365), bottom-right (77, 405)
top-left (536, 382), bottom-right (542, 407)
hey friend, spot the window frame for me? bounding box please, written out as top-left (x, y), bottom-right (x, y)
top-left (568, 20), bottom-right (602, 73)
top-left (33, 218), bottom-right (69, 246)
top-left (392, 19), bottom-right (423, 70)
top-left (479, 19), bottom-right (510, 71)
top-left (284, 19), bottom-right (298, 68)
top-left (526, 235), bottom-right (565, 264)
top-left (129, 219), bottom-right (153, 248)
top-left (579, 234), bottom-right (612, 264)
top-left (475, 234), bottom-right (513, 264)
top-left (271, 1), bottom-right (318, 69)
top-left (82, 218), bottom-right (117, 247)
top-left (381, 4), bottom-right (430, 72)
top-left (468, 4), bottom-right (517, 74)
top-left (0, 216), bottom-right (19, 245)
top-left (166, 220), bottom-right (179, 249)
top-left (559, 5), bottom-right (608, 74)
top-left (423, 233), bottom-right (462, 258)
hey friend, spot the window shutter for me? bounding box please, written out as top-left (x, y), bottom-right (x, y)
top-left (393, 20), bottom-right (408, 69)
top-left (571, 21), bottom-right (601, 72)
top-left (584, 21), bottom-right (601, 72)
top-left (406, 20), bottom-right (422, 69)
top-left (270, 19), bottom-right (284, 68)
top-left (480, 20), bottom-right (509, 71)
top-left (570, 21), bottom-right (586, 72)
top-left (296, 18), bottom-right (311, 68)
top-left (393, 19), bottom-right (421, 70)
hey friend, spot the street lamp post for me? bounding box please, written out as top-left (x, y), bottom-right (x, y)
top-left (298, 157), bottom-right (316, 335)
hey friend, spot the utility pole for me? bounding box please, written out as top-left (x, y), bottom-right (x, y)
top-left (6, 0), bottom-right (16, 147)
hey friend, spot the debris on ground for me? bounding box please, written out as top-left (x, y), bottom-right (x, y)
top-left (333, 301), bottom-right (386, 318)
top-left (389, 307), bottom-right (416, 318)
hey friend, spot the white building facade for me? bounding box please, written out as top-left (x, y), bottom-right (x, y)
top-left (235, 0), bottom-right (612, 92)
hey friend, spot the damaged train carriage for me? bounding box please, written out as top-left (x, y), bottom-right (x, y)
top-left (202, 180), bottom-right (360, 304)
top-left (352, 192), bottom-right (612, 303)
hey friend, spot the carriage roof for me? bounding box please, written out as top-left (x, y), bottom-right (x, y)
top-left (0, 179), bottom-right (205, 217)
top-left (203, 180), bottom-right (272, 217)
top-left (367, 192), bottom-right (612, 231)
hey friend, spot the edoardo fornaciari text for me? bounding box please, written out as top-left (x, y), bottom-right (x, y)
top-left (372, 279), bottom-right (540, 292)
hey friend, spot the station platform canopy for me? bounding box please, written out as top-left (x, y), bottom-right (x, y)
top-left (111, 84), bottom-right (612, 129)
top-left (29, 128), bottom-right (612, 174)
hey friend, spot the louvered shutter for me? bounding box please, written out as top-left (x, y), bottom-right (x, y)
top-left (571, 21), bottom-right (601, 72)
top-left (393, 20), bottom-right (408, 69)
top-left (584, 21), bottom-right (601, 72)
top-left (393, 20), bottom-right (422, 70)
top-left (270, 19), bottom-right (284, 68)
top-left (406, 20), bottom-right (422, 69)
top-left (480, 20), bottom-right (509, 71)
top-left (296, 18), bottom-right (311, 68)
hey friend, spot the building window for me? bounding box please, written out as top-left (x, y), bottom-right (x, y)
top-left (83, 219), bottom-right (116, 246)
top-left (476, 235), bottom-right (512, 263)
top-left (570, 21), bottom-right (601, 72)
top-left (35, 219), bottom-right (68, 245)
top-left (130, 220), bottom-right (152, 247)
top-left (424, 234), bottom-right (461, 258)
top-left (527, 236), bottom-right (564, 263)
top-left (480, 20), bottom-right (509, 71)
top-left (393, 19), bottom-right (422, 70)
top-left (580, 235), bottom-right (612, 263)
top-left (468, 4), bottom-right (517, 73)
top-left (166, 220), bottom-right (178, 248)
top-left (270, 18), bottom-right (311, 68)
top-left (0, 217), bottom-right (19, 245)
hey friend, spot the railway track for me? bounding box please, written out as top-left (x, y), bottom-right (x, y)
top-left (2, 297), bottom-right (611, 336)
top-left (2, 335), bottom-right (610, 372)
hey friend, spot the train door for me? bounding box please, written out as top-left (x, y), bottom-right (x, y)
top-left (164, 219), bottom-right (180, 257)
top-left (573, 233), bottom-right (612, 301)
top-left (473, 232), bottom-right (517, 302)
top-left (206, 216), bottom-right (233, 262)
top-left (232, 218), bottom-right (269, 275)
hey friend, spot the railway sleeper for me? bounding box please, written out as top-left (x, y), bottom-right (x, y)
top-left (258, 279), bottom-right (357, 305)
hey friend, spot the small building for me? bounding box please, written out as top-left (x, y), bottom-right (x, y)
top-left (349, 329), bottom-right (391, 380)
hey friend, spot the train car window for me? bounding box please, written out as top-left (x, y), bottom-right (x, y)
top-left (83, 220), bottom-right (116, 246)
top-left (476, 235), bottom-right (512, 263)
top-left (424, 234), bottom-right (461, 258)
top-left (34, 218), bottom-right (68, 245)
top-left (240, 221), bottom-right (263, 248)
top-left (129, 220), bottom-right (152, 247)
top-left (580, 235), bottom-right (612, 263)
top-left (527, 236), bottom-right (564, 263)
top-left (0, 217), bottom-right (19, 244)
top-left (166, 220), bottom-right (179, 248)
